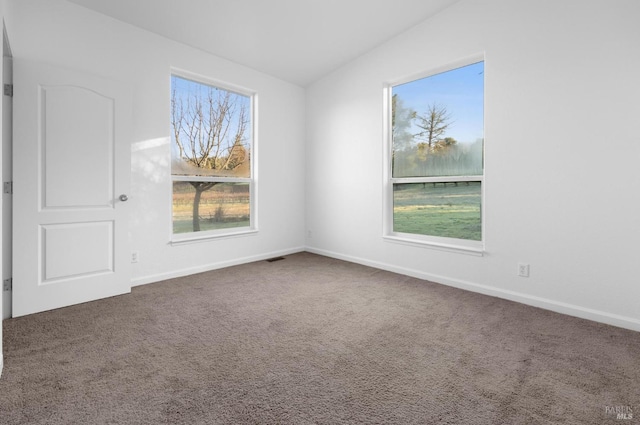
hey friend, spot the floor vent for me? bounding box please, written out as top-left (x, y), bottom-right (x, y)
top-left (266, 257), bottom-right (285, 263)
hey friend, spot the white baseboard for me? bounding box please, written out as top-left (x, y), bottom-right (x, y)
top-left (305, 246), bottom-right (640, 333)
top-left (130, 246), bottom-right (306, 287)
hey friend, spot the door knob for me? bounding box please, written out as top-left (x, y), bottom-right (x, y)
top-left (119, 194), bottom-right (128, 202)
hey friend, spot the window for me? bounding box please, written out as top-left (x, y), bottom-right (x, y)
top-left (385, 58), bottom-right (484, 252)
top-left (170, 74), bottom-right (255, 240)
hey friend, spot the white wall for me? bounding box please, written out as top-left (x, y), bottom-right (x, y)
top-left (306, 0), bottom-right (640, 331)
top-left (4, 0), bottom-right (306, 286)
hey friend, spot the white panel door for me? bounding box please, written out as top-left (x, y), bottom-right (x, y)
top-left (13, 60), bottom-right (131, 317)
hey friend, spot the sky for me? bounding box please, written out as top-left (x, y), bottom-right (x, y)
top-left (392, 61), bottom-right (484, 145)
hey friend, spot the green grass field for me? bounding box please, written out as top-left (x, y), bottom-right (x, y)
top-left (393, 182), bottom-right (481, 241)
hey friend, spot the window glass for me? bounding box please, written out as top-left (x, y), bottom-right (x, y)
top-left (171, 76), bottom-right (251, 178)
top-left (389, 60), bottom-right (484, 243)
top-left (172, 181), bottom-right (250, 234)
top-left (393, 182), bottom-right (481, 241)
top-left (171, 75), bottom-right (253, 236)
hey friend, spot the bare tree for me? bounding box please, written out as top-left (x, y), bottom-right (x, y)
top-left (414, 103), bottom-right (452, 150)
top-left (171, 80), bottom-right (249, 231)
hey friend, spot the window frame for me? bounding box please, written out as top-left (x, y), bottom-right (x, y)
top-left (169, 69), bottom-right (258, 245)
top-left (382, 55), bottom-right (485, 255)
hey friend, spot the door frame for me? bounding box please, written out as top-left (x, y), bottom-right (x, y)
top-left (1, 20), bottom-right (12, 377)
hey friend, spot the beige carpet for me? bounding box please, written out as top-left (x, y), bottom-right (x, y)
top-left (1, 252), bottom-right (638, 424)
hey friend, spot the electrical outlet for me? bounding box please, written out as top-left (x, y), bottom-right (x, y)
top-left (518, 263), bottom-right (530, 277)
top-left (131, 251), bottom-right (139, 263)
top-left (307, 230), bottom-right (312, 239)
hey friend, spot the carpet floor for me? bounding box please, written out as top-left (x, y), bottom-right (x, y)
top-left (1, 252), bottom-right (639, 424)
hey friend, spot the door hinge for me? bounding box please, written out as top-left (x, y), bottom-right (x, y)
top-left (3, 278), bottom-right (12, 291)
top-left (3, 84), bottom-right (12, 97)
top-left (3, 181), bottom-right (12, 194)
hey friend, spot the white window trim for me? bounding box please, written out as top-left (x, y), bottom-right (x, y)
top-left (169, 69), bottom-right (259, 245)
top-left (170, 226), bottom-right (258, 246)
top-left (382, 54), bottom-right (485, 254)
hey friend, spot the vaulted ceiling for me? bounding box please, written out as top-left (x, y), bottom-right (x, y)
top-left (67, 0), bottom-right (461, 86)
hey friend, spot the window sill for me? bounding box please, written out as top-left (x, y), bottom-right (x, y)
top-left (171, 228), bottom-right (258, 246)
top-left (383, 234), bottom-right (484, 256)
